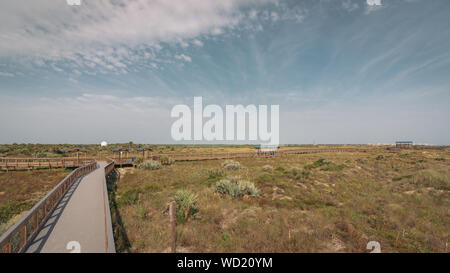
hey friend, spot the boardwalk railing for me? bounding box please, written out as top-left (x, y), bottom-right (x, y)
top-left (0, 161), bottom-right (98, 253)
top-left (111, 147), bottom-right (366, 165)
top-left (104, 158), bottom-right (115, 176)
top-left (103, 159), bottom-right (116, 253)
top-left (0, 157), bottom-right (95, 171)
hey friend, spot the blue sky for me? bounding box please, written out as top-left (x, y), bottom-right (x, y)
top-left (0, 0), bottom-right (449, 144)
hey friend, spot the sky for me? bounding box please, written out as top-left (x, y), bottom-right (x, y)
top-left (0, 0), bottom-right (449, 145)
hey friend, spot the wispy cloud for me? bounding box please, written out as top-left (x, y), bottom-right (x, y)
top-left (0, 72), bottom-right (14, 77)
top-left (175, 54), bottom-right (192, 63)
top-left (0, 0), bottom-right (282, 74)
top-left (342, 0), bottom-right (359, 12)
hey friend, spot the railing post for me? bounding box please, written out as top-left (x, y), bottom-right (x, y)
top-left (34, 213), bottom-right (38, 232)
top-left (169, 201), bottom-right (177, 253)
top-left (42, 203), bottom-right (46, 219)
top-left (3, 241), bottom-right (11, 253)
top-left (20, 225), bottom-right (27, 250)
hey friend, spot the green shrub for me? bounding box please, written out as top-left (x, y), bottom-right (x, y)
top-left (134, 157), bottom-right (145, 165)
top-left (215, 177), bottom-right (259, 198)
top-left (295, 170), bottom-right (310, 180)
top-left (208, 168), bottom-right (225, 179)
top-left (262, 165), bottom-right (273, 172)
top-left (136, 205), bottom-right (146, 220)
top-left (376, 155), bottom-right (384, 160)
top-left (222, 160), bottom-right (241, 170)
top-left (173, 190), bottom-right (199, 224)
top-left (0, 201), bottom-right (33, 225)
top-left (304, 158), bottom-right (332, 170)
top-left (290, 167), bottom-right (299, 176)
top-left (321, 164), bottom-right (345, 171)
top-left (36, 153), bottom-right (47, 158)
top-left (138, 160), bottom-right (162, 170)
top-left (160, 156), bottom-right (175, 165)
top-left (118, 188), bottom-right (141, 206)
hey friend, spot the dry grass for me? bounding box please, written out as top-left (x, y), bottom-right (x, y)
top-left (0, 169), bottom-right (70, 235)
top-left (111, 146), bottom-right (449, 253)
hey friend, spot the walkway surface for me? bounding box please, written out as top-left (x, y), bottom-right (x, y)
top-left (25, 162), bottom-right (115, 253)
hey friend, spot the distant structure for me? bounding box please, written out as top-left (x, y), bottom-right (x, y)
top-left (396, 141), bottom-right (413, 148)
top-left (100, 141), bottom-right (108, 147)
top-left (255, 144), bottom-right (279, 156)
top-left (68, 147), bottom-right (89, 164)
top-left (136, 147), bottom-right (153, 159)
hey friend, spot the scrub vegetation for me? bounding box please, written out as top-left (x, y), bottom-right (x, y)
top-left (110, 146), bottom-right (449, 253)
top-left (0, 169), bottom-right (70, 235)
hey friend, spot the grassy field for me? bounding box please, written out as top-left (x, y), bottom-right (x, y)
top-left (0, 169), bottom-right (71, 235)
top-left (110, 146), bottom-right (449, 253)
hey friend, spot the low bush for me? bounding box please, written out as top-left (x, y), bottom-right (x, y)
top-left (215, 177), bottom-right (259, 198)
top-left (290, 167), bottom-right (299, 176)
top-left (222, 160), bottom-right (241, 170)
top-left (262, 165), bottom-right (274, 172)
top-left (134, 157), bottom-right (145, 165)
top-left (208, 168), bottom-right (225, 179)
top-left (295, 170), bottom-right (310, 180)
top-left (321, 164), bottom-right (345, 171)
top-left (160, 156), bottom-right (175, 166)
top-left (138, 160), bottom-right (162, 170)
top-left (304, 158), bottom-right (332, 170)
top-left (173, 190), bottom-right (199, 224)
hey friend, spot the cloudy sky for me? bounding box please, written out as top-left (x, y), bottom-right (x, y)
top-left (0, 0), bottom-right (449, 145)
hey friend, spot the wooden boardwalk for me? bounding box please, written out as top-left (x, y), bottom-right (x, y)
top-left (0, 161), bottom-right (115, 253)
top-left (24, 162), bottom-right (115, 253)
top-left (0, 157), bottom-right (95, 171)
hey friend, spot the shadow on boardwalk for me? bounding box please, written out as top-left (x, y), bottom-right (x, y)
top-left (106, 169), bottom-right (131, 252)
top-left (25, 175), bottom-right (85, 253)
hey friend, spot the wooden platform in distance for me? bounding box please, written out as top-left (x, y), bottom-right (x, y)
top-left (0, 157), bottom-right (95, 171)
top-left (111, 147), bottom-right (366, 166)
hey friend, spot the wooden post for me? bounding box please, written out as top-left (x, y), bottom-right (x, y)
top-left (42, 203), bottom-right (46, 219)
top-left (3, 241), bottom-right (11, 253)
top-left (20, 225), bottom-right (27, 250)
top-left (169, 201), bottom-right (176, 253)
top-left (34, 213), bottom-right (38, 232)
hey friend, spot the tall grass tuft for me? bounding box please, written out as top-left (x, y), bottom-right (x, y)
top-left (208, 168), bottom-right (225, 179)
top-left (134, 157), bottom-right (145, 165)
top-left (173, 190), bottom-right (199, 224)
top-left (222, 160), bottom-right (242, 170)
top-left (215, 177), bottom-right (259, 198)
top-left (138, 160), bottom-right (162, 170)
top-left (160, 156), bottom-right (175, 166)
